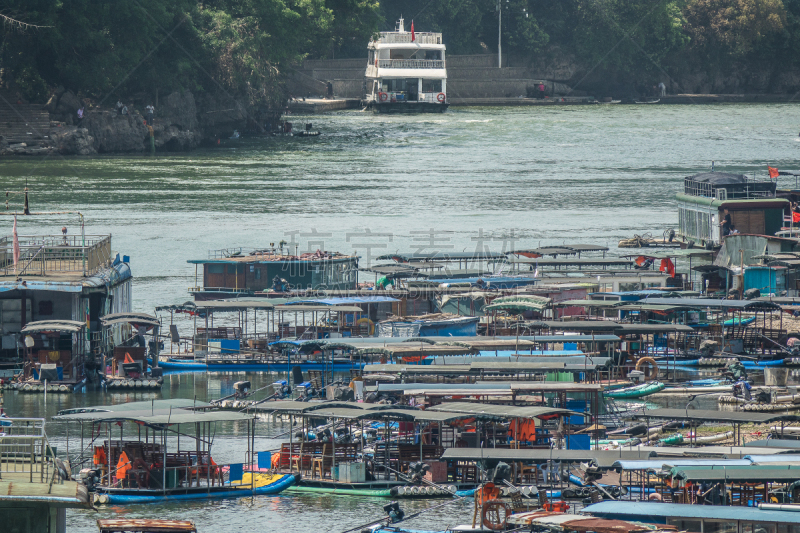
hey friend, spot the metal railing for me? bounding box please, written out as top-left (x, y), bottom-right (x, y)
top-left (377, 59), bottom-right (444, 69)
top-left (0, 234), bottom-right (112, 277)
top-left (683, 177), bottom-right (776, 199)
top-left (377, 32), bottom-right (442, 44)
top-left (0, 418), bottom-right (57, 484)
top-left (208, 247), bottom-right (243, 259)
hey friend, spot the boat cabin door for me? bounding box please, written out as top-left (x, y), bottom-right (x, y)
top-left (711, 212), bottom-right (720, 244)
top-left (407, 79), bottom-right (419, 101)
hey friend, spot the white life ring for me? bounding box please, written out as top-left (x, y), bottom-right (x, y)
top-left (436, 93), bottom-right (446, 102)
top-left (378, 92), bottom-right (389, 102)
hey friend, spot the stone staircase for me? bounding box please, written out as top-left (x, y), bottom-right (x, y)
top-left (0, 98), bottom-right (51, 144)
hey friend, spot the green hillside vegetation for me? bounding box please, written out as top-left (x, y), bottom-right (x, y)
top-left (1, 0), bottom-right (798, 104)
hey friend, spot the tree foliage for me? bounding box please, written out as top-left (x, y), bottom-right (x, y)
top-left (0, 0), bottom-right (376, 103)
top-left (1, 0), bottom-right (799, 103)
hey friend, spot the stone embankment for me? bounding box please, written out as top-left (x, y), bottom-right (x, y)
top-left (1, 88), bottom-right (247, 156)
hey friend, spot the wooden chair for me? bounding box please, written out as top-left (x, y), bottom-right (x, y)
top-left (311, 444), bottom-right (331, 479)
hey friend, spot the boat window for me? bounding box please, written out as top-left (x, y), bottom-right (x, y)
top-left (227, 264), bottom-right (245, 275)
top-left (742, 523), bottom-right (778, 533)
top-left (704, 520), bottom-right (741, 533)
top-left (208, 264), bottom-right (224, 274)
top-left (424, 50), bottom-right (441, 60)
top-left (382, 79), bottom-right (406, 92)
top-left (422, 79), bottom-right (443, 93)
top-left (254, 268), bottom-right (261, 280)
top-left (667, 518), bottom-right (701, 531)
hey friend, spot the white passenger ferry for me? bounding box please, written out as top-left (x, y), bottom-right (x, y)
top-left (364, 18), bottom-right (448, 113)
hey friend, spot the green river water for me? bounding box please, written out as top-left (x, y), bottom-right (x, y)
top-left (1, 104), bottom-right (799, 531)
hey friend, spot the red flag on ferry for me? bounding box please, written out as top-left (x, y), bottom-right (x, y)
top-left (411, 20), bottom-right (415, 41)
top-left (769, 166), bottom-right (780, 179)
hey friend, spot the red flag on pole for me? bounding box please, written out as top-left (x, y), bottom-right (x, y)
top-left (769, 166), bottom-right (780, 179)
top-left (12, 215), bottom-right (19, 269)
top-left (411, 20), bottom-right (415, 42)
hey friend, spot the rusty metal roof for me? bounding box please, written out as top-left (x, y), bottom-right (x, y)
top-left (97, 519), bottom-right (196, 532)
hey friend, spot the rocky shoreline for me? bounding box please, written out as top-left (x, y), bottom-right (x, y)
top-left (0, 89), bottom-right (249, 156)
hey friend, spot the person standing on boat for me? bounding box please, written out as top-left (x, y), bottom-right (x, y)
top-left (720, 209), bottom-right (732, 236)
top-left (658, 82), bottom-right (666, 96)
top-left (538, 83), bottom-right (545, 99)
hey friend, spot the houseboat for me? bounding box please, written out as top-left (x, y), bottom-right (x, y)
top-left (364, 18), bottom-right (448, 113)
top-left (677, 171), bottom-right (789, 248)
top-left (0, 227), bottom-right (133, 390)
top-left (188, 247), bottom-right (359, 300)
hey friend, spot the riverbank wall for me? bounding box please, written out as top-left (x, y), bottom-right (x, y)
top-left (291, 54), bottom-right (579, 100)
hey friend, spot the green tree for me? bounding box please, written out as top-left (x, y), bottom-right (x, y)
top-left (684, 0), bottom-right (787, 58)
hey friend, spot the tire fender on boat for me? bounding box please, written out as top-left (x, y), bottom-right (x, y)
top-left (356, 317), bottom-right (375, 335)
top-left (635, 357), bottom-right (659, 381)
top-left (481, 500), bottom-right (509, 531)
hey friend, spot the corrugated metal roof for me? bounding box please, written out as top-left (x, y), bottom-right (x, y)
top-left (639, 408), bottom-right (800, 424)
top-left (295, 408), bottom-right (477, 423)
top-left (555, 300), bottom-right (624, 308)
top-left (288, 296), bottom-right (400, 305)
top-left (747, 454), bottom-right (800, 462)
top-left (643, 297), bottom-right (781, 311)
top-left (441, 448), bottom-right (655, 467)
top-left (57, 399), bottom-right (210, 415)
top-left (584, 500), bottom-right (800, 524)
top-left (613, 459), bottom-right (752, 471)
top-left (376, 251), bottom-right (507, 261)
top-left (746, 440), bottom-right (800, 450)
top-left (671, 465), bottom-right (800, 482)
top-left (509, 257), bottom-right (634, 266)
top-left (253, 401), bottom-right (373, 414)
top-left (0, 480), bottom-right (90, 508)
top-left (275, 305), bottom-right (364, 313)
top-left (54, 401), bottom-right (250, 425)
top-left (428, 402), bottom-right (575, 419)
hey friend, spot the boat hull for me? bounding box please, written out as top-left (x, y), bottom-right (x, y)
top-left (101, 473), bottom-right (295, 504)
top-left (605, 382), bottom-right (666, 399)
top-left (369, 102), bottom-right (448, 113)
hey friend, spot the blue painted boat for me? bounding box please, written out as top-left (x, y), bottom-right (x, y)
top-left (742, 359), bottom-right (785, 367)
top-left (102, 472), bottom-right (295, 504)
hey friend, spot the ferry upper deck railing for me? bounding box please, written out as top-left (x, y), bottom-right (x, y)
top-left (208, 247), bottom-right (244, 259)
top-left (0, 234), bottom-right (112, 277)
top-left (683, 177), bottom-right (777, 200)
top-left (375, 32), bottom-right (442, 45)
top-left (0, 417), bottom-right (57, 484)
top-left (377, 59), bottom-right (445, 69)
